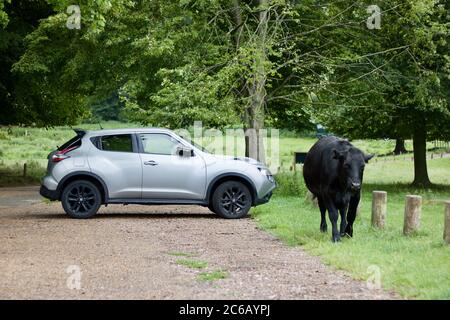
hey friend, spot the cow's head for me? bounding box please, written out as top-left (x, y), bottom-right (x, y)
top-left (332, 148), bottom-right (374, 193)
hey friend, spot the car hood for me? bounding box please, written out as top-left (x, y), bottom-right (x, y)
top-left (208, 154), bottom-right (263, 166)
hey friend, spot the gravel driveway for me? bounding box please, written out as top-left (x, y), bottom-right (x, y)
top-left (0, 187), bottom-right (396, 299)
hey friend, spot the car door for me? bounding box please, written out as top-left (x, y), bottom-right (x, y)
top-left (138, 133), bottom-right (206, 200)
top-left (88, 133), bottom-right (142, 199)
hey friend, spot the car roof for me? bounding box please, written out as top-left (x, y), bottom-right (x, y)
top-left (84, 128), bottom-right (174, 137)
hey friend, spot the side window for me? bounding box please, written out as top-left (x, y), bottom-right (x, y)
top-left (140, 133), bottom-right (180, 155)
top-left (58, 135), bottom-right (81, 151)
top-left (101, 134), bottom-right (133, 153)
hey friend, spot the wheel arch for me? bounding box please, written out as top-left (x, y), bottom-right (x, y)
top-left (206, 173), bottom-right (258, 206)
top-left (57, 172), bottom-right (109, 203)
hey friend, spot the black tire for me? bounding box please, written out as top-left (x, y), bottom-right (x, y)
top-left (61, 180), bottom-right (101, 219)
top-left (212, 181), bottom-right (252, 219)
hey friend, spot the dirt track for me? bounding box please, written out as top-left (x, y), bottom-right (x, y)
top-left (0, 187), bottom-right (397, 299)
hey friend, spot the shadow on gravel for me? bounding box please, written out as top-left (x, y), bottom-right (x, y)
top-left (15, 212), bottom-right (221, 220)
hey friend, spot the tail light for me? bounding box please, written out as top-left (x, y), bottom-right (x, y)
top-left (52, 145), bottom-right (78, 163)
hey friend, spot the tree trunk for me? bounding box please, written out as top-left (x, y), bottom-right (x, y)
top-left (245, 0), bottom-right (268, 163)
top-left (231, 0), bottom-right (243, 50)
top-left (444, 201), bottom-right (450, 245)
top-left (231, 0), bottom-right (268, 164)
top-left (393, 138), bottom-right (407, 155)
top-left (412, 124), bottom-right (431, 187)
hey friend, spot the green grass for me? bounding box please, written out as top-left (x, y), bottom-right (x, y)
top-left (176, 259), bottom-right (209, 270)
top-left (167, 251), bottom-right (196, 257)
top-left (252, 157), bottom-right (450, 299)
top-left (197, 269), bottom-right (229, 282)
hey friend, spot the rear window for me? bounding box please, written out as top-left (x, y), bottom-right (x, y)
top-left (58, 136), bottom-right (81, 151)
top-left (101, 134), bottom-right (133, 153)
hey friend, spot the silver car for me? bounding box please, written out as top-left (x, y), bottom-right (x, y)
top-left (40, 128), bottom-right (276, 219)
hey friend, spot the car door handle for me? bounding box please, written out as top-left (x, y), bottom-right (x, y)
top-left (144, 160), bottom-right (158, 166)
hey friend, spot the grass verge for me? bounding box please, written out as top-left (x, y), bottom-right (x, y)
top-left (252, 158), bottom-right (450, 299)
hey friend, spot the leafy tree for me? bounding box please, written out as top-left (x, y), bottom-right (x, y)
top-left (89, 92), bottom-right (127, 122)
top-left (312, 0), bottom-right (450, 186)
top-left (0, 0), bottom-right (53, 125)
top-left (13, 0), bottom-right (334, 160)
top-left (0, 0), bottom-right (9, 28)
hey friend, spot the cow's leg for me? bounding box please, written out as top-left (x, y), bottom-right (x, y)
top-left (317, 196), bottom-right (327, 232)
top-left (323, 196), bottom-right (340, 242)
top-left (339, 204), bottom-right (348, 236)
top-left (344, 193), bottom-right (360, 237)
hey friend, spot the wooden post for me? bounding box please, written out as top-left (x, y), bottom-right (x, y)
top-left (371, 191), bottom-right (387, 229)
top-left (403, 195), bottom-right (422, 235)
top-left (23, 163), bottom-right (27, 178)
top-left (444, 201), bottom-right (450, 245)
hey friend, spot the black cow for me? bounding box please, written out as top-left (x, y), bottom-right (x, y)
top-left (303, 136), bottom-right (373, 242)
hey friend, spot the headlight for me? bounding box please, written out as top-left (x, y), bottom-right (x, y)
top-left (258, 168), bottom-right (275, 183)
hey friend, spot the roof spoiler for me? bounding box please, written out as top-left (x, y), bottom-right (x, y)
top-left (73, 128), bottom-right (86, 137)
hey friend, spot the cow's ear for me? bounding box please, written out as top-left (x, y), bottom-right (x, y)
top-left (364, 154), bottom-right (374, 163)
top-left (332, 149), bottom-right (345, 161)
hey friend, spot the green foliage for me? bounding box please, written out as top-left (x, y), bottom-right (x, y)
top-left (314, 0), bottom-right (450, 141)
top-left (0, 0), bottom-right (53, 125)
top-left (0, 0), bottom-right (9, 28)
top-left (273, 172), bottom-right (304, 197)
top-left (88, 92), bottom-right (127, 122)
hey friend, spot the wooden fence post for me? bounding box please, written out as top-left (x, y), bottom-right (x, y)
top-left (23, 163), bottom-right (27, 178)
top-left (444, 201), bottom-right (450, 245)
top-left (371, 191), bottom-right (387, 229)
top-left (403, 195), bottom-right (422, 235)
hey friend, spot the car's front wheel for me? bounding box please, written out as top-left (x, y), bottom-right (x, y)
top-left (61, 180), bottom-right (101, 219)
top-left (212, 181), bottom-right (252, 219)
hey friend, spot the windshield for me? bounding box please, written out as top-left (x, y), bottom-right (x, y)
top-left (180, 136), bottom-right (211, 153)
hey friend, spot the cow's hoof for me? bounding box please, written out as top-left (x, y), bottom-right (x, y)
top-left (320, 225), bottom-right (327, 233)
top-left (344, 227), bottom-right (353, 237)
top-left (342, 232), bottom-right (352, 238)
top-left (331, 235), bottom-right (341, 243)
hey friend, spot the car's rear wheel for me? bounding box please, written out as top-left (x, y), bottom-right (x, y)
top-left (212, 181), bottom-right (252, 219)
top-left (61, 180), bottom-right (101, 219)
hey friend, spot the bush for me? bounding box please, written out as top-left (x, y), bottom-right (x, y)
top-left (273, 172), bottom-right (305, 197)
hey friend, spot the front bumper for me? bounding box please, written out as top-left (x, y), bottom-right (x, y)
top-left (254, 176), bottom-right (276, 206)
top-left (39, 185), bottom-right (59, 201)
top-left (255, 191), bottom-right (273, 205)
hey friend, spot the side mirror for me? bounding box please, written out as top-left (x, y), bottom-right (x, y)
top-left (176, 146), bottom-right (194, 157)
